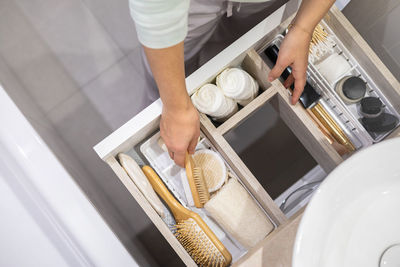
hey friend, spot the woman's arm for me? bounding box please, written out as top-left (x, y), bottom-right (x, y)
top-left (144, 43), bottom-right (200, 167)
top-left (131, 0), bottom-right (197, 167)
top-left (268, 0), bottom-right (335, 104)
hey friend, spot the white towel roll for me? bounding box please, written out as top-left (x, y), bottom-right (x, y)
top-left (216, 68), bottom-right (259, 106)
top-left (191, 83), bottom-right (238, 121)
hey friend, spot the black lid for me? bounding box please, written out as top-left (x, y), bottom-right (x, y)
top-left (342, 77), bottom-right (366, 100)
top-left (360, 97), bottom-right (382, 115)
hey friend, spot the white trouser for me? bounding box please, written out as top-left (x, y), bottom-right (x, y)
top-left (141, 0), bottom-right (285, 102)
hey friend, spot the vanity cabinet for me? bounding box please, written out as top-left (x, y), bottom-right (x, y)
top-left (94, 3), bottom-right (400, 266)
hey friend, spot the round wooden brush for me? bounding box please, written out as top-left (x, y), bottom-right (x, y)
top-left (141, 166), bottom-right (232, 267)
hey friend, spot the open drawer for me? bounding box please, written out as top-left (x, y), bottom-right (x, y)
top-left (94, 3), bottom-right (400, 266)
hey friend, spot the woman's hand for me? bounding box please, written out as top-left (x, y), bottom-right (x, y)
top-left (143, 42), bottom-right (200, 167)
top-left (268, 25), bottom-right (312, 105)
top-left (160, 101), bottom-right (200, 167)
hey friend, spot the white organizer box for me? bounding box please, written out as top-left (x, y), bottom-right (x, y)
top-left (140, 132), bottom-right (190, 207)
top-left (263, 35), bottom-right (367, 151)
top-left (309, 21), bottom-right (400, 144)
top-left (139, 132), bottom-right (253, 262)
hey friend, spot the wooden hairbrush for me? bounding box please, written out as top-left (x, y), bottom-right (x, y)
top-left (185, 152), bottom-right (210, 208)
top-left (141, 166), bottom-right (231, 266)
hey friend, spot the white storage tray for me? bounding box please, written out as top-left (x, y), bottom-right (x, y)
top-left (310, 21), bottom-right (400, 143)
top-left (139, 132), bottom-right (249, 262)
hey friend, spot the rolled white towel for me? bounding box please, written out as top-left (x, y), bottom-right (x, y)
top-left (191, 83), bottom-right (238, 121)
top-left (216, 68), bottom-right (259, 106)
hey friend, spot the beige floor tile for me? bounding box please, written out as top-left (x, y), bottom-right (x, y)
top-left (82, 0), bottom-right (139, 54)
top-left (82, 57), bottom-right (153, 130)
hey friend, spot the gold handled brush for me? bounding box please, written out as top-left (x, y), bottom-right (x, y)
top-left (185, 152), bottom-right (210, 208)
top-left (311, 102), bottom-right (355, 152)
top-left (142, 166), bottom-right (232, 267)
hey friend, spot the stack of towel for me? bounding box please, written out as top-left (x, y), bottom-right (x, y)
top-left (191, 68), bottom-right (259, 121)
top-left (217, 68), bottom-right (259, 106)
top-left (191, 84), bottom-right (238, 122)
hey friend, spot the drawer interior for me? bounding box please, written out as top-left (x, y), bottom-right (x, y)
top-left (196, 9), bottom-right (400, 219)
top-left (102, 37), bottom-right (345, 267)
top-left (109, 126), bottom-right (281, 265)
top-left (97, 6), bottom-right (400, 267)
top-left (255, 11), bottom-right (400, 147)
top-left (223, 98), bottom-right (319, 200)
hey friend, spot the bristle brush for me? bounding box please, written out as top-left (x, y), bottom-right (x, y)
top-left (185, 152), bottom-right (210, 208)
top-left (141, 166), bottom-right (231, 267)
top-left (193, 167), bottom-right (209, 205)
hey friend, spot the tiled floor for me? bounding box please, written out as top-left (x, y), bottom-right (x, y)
top-left (28, 1), bottom-right (124, 87)
top-left (82, 0), bottom-right (139, 54)
top-left (0, 2), bottom-right (79, 113)
top-left (82, 56), bottom-right (150, 130)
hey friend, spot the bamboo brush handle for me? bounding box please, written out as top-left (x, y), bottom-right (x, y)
top-left (185, 152), bottom-right (202, 208)
top-left (142, 167), bottom-right (232, 266)
top-left (142, 166), bottom-right (187, 220)
top-left (311, 102), bottom-right (355, 151)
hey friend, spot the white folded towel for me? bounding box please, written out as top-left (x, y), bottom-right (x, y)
top-left (316, 53), bottom-right (352, 85)
top-left (191, 83), bottom-right (238, 121)
top-left (216, 68), bottom-right (259, 106)
top-left (205, 178), bottom-right (274, 249)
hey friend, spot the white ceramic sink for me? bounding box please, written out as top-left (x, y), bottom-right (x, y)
top-left (293, 137), bottom-right (400, 267)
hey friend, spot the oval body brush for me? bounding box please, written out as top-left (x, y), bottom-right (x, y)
top-left (142, 166), bottom-right (231, 266)
top-left (118, 153), bottom-right (165, 218)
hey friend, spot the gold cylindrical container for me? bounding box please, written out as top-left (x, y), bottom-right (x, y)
top-left (311, 102), bottom-right (356, 152)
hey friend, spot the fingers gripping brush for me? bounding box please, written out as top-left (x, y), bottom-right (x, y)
top-left (141, 166), bottom-right (232, 267)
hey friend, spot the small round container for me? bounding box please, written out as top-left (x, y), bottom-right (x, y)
top-left (335, 76), bottom-right (366, 104)
top-left (359, 96), bottom-right (383, 118)
top-left (358, 97), bottom-right (399, 132)
top-left (361, 113), bottom-right (399, 132)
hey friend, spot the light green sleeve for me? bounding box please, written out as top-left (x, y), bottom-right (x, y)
top-left (129, 0), bottom-right (190, 49)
